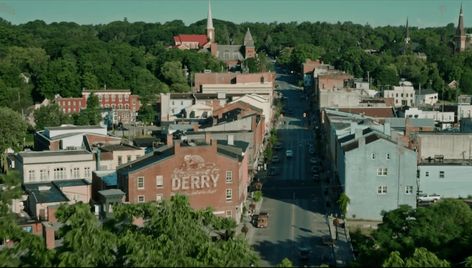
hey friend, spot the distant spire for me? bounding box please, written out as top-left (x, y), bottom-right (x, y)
top-left (244, 28), bottom-right (254, 47)
top-left (207, 0), bottom-right (214, 30)
top-left (207, 0), bottom-right (215, 43)
top-left (405, 17), bottom-right (410, 45)
top-left (457, 3), bottom-right (465, 36)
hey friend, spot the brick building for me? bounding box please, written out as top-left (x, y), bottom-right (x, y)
top-left (117, 134), bottom-right (249, 223)
top-left (55, 88), bottom-right (140, 124)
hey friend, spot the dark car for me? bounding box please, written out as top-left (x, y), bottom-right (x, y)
top-left (298, 247), bottom-right (310, 262)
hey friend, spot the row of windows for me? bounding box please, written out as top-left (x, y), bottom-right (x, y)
top-left (137, 171), bottom-right (234, 189)
top-left (422, 170), bottom-right (445, 179)
top-left (377, 185), bottom-right (414, 195)
top-left (97, 94), bottom-right (129, 102)
top-left (28, 167), bottom-right (91, 181)
top-left (118, 155), bottom-right (135, 166)
top-left (136, 189), bottom-right (233, 203)
top-left (395, 93), bottom-right (413, 98)
top-left (371, 153), bottom-right (390, 160)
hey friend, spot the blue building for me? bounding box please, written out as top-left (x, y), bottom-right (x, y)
top-left (337, 128), bottom-right (417, 220)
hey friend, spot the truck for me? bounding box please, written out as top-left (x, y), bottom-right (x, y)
top-left (417, 194), bottom-right (441, 203)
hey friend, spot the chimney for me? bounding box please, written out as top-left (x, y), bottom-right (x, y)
top-left (42, 222), bottom-right (56, 249)
top-left (350, 121), bottom-right (358, 134)
top-left (167, 133), bottom-right (174, 146)
top-left (355, 128), bottom-right (365, 147)
top-left (384, 122), bottom-right (391, 136)
top-left (205, 132), bottom-right (212, 144)
top-left (227, 134), bottom-right (234, 145)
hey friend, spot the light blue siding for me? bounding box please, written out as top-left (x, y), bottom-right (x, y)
top-left (418, 164), bottom-right (472, 198)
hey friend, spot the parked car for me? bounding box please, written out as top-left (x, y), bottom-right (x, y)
top-left (255, 212), bottom-right (269, 228)
top-left (286, 149), bottom-right (293, 158)
top-left (298, 247), bottom-right (310, 262)
top-left (310, 157), bottom-right (319, 164)
top-left (418, 194), bottom-right (441, 203)
top-left (273, 142), bottom-right (283, 150)
top-left (311, 166), bottom-right (319, 174)
top-left (272, 155), bottom-right (281, 163)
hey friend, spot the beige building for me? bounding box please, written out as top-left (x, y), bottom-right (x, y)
top-left (383, 81), bottom-right (416, 107)
top-left (17, 150), bottom-right (96, 184)
top-left (98, 144), bottom-right (146, 170)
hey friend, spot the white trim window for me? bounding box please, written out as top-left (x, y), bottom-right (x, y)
top-left (156, 194), bottom-right (163, 202)
top-left (226, 171), bottom-right (233, 183)
top-left (377, 168), bottom-right (388, 176)
top-left (405, 186), bottom-right (414, 194)
top-left (28, 170), bottom-right (35, 181)
top-left (40, 169), bottom-right (47, 181)
top-left (226, 189), bottom-right (232, 201)
top-left (54, 167), bottom-right (66, 180)
top-left (156, 175), bottom-right (163, 188)
top-left (84, 167), bottom-right (91, 178)
top-left (377, 185), bottom-right (387, 194)
top-left (138, 195), bottom-right (145, 203)
top-left (73, 167), bottom-right (80, 179)
top-left (137, 177), bottom-right (144, 189)
top-left (225, 210), bottom-right (232, 217)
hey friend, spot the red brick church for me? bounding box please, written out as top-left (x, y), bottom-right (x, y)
top-left (173, 1), bottom-right (256, 69)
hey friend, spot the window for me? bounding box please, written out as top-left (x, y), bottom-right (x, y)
top-left (425, 171), bottom-right (429, 177)
top-left (84, 167), bottom-right (91, 178)
top-left (40, 169), bottom-right (47, 181)
top-left (137, 177), bottom-right (144, 189)
top-left (371, 153), bottom-right (376, 160)
top-left (127, 155), bottom-right (132, 162)
top-left (112, 94), bottom-right (116, 101)
top-left (73, 167), bottom-right (80, 179)
top-left (377, 185), bottom-right (387, 194)
top-left (53, 167), bottom-right (66, 180)
top-left (439, 171), bottom-right (445, 179)
top-left (118, 156), bottom-right (123, 165)
top-left (377, 168), bottom-right (387, 176)
top-left (226, 171), bottom-right (233, 183)
top-left (226, 189), bottom-right (232, 201)
top-left (138, 195), bottom-right (145, 203)
top-left (118, 94), bottom-right (123, 102)
top-left (386, 153), bottom-right (390, 160)
top-left (105, 95), bottom-right (110, 101)
top-left (156, 194), bottom-right (163, 202)
top-left (125, 95), bottom-right (129, 101)
top-left (28, 170), bottom-right (35, 181)
top-left (156, 175), bottom-right (163, 188)
top-left (225, 210), bottom-right (232, 217)
top-left (405, 186), bottom-right (414, 194)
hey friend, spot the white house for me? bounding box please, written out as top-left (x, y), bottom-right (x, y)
top-left (404, 108), bottom-right (454, 129)
top-left (415, 89), bottom-right (438, 106)
top-left (383, 80), bottom-right (415, 107)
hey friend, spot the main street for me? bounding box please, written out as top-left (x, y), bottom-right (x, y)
top-left (249, 72), bottom-right (334, 267)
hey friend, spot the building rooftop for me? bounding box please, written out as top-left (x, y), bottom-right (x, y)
top-left (386, 118), bottom-right (436, 129)
top-left (338, 107), bottom-right (395, 118)
top-left (53, 179), bottom-right (90, 188)
top-left (419, 159), bottom-right (472, 166)
top-left (98, 189), bottom-right (125, 197)
top-left (415, 89), bottom-right (437, 95)
top-left (100, 144), bottom-right (142, 152)
top-left (83, 88), bottom-right (131, 93)
top-left (47, 125), bottom-right (104, 131)
top-left (19, 150), bottom-right (92, 158)
top-left (217, 140), bottom-right (249, 160)
top-left (23, 183), bottom-right (69, 204)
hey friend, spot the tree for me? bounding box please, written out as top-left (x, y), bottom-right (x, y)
top-left (404, 248), bottom-right (450, 267)
top-left (55, 202), bottom-right (117, 267)
top-left (277, 257), bottom-right (293, 267)
top-left (85, 92), bottom-right (102, 125)
top-left (382, 251), bottom-right (405, 267)
top-left (0, 108), bottom-right (27, 172)
top-left (0, 171), bottom-right (52, 267)
top-left (337, 192), bottom-right (350, 218)
top-left (34, 104), bottom-right (70, 130)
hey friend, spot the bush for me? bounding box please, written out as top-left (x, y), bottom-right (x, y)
top-left (253, 191), bottom-right (263, 202)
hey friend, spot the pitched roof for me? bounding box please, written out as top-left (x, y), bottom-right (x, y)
top-left (24, 182), bottom-right (69, 204)
top-left (244, 28), bottom-right (254, 47)
top-left (173, 34), bottom-right (209, 46)
top-left (216, 45), bottom-right (244, 61)
top-left (338, 107), bottom-right (394, 118)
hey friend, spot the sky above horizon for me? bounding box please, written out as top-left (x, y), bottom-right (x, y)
top-left (0, 0), bottom-right (470, 28)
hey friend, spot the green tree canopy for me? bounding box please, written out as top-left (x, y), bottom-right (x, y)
top-left (34, 104), bottom-right (70, 130)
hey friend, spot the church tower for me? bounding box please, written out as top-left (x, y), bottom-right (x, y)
top-left (404, 17), bottom-right (410, 54)
top-left (207, 0), bottom-right (215, 43)
top-left (243, 28), bottom-right (255, 59)
top-left (456, 4), bottom-right (466, 53)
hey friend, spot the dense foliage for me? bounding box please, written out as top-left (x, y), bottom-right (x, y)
top-left (0, 189), bottom-right (259, 267)
top-left (1, 17), bottom-right (471, 115)
top-left (351, 200), bottom-right (472, 267)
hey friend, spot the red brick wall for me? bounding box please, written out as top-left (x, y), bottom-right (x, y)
top-left (123, 140), bottom-right (246, 219)
top-left (303, 60), bottom-right (322, 74)
top-left (318, 75), bottom-right (351, 90)
top-left (47, 206), bottom-right (58, 224)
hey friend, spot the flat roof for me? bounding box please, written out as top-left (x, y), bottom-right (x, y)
top-left (98, 189), bottom-right (125, 197)
top-left (19, 150), bottom-right (92, 158)
top-left (53, 179), bottom-right (90, 188)
top-left (100, 144), bottom-right (141, 152)
top-left (24, 183), bottom-right (69, 203)
top-left (47, 125), bottom-right (104, 131)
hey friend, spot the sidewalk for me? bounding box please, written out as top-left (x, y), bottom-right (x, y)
top-left (235, 196), bottom-right (264, 244)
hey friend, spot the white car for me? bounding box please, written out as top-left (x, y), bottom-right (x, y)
top-left (418, 194), bottom-right (441, 203)
top-left (272, 155), bottom-right (281, 163)
top-left (286, 149), bottom-right (293, 158)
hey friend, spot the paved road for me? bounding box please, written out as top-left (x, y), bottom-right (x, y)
top-left (250, 75), bottom-right (334, 267)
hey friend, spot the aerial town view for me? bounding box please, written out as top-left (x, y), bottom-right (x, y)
top-left (1, 0), bottom-right (472, 266)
